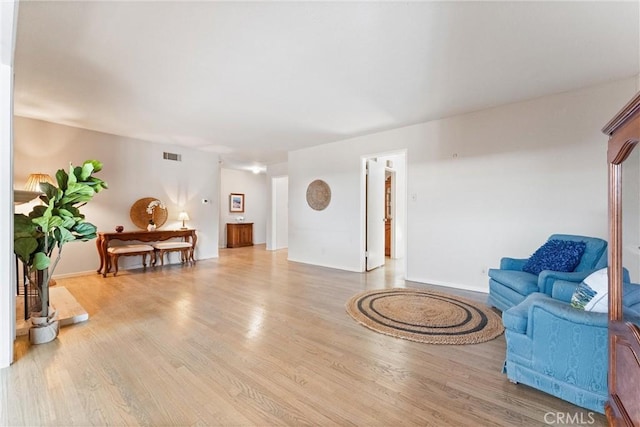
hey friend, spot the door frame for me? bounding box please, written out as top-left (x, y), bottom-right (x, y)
top-left (268, 175), bottom-right (288, 251)
top-left (360, 149), bottom-right (407, 273)
top-left (266, 174), bottom-right (289, 251)
top-left (365, 157), bottom-right (386, 271)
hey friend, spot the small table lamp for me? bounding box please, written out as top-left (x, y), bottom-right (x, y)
top-left (25, 173), bottom-right (56, 192)
top-left (178, 211), bottom-right (190, 229)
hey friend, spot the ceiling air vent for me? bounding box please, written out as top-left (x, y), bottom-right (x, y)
top-left (163, 152), bottom-right (181, 161)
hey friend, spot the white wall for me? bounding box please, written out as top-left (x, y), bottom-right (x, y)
top-left (266, 161), bottom-right (288, 251)
top-left (1, 0), bottom-right (17, 368)
top-left (219, 168), bottom-right (268, 247)
top-left (273, 176), bottom-right (288, 250)
top-left (623, 147), bottom-right (640, 282)
top-left (289, 146), bottom-right (362, 271)
top-left (13, 117), bottom-right (220, 276)
top-left (289, 78), bottom-right (639, 292)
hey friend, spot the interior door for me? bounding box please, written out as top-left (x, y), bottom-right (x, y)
top-left (385, 176), bottom-right (391, 257)
top-left (366, 158), bottom-right (385, 271)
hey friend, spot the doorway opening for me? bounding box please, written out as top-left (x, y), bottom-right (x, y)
top-left (385, 170), bottom-right (395, 258)
top-left (362, 150), bottom-right (407, 274)
top-left (268, 175), bottom-right (288, 250)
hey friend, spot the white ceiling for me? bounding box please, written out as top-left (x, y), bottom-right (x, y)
top-left (13, 1), bottom-right (640, 171)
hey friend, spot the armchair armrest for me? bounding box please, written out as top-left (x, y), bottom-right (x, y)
top-left (553, 277), bottom-right (640, 305)
top-left (538, 270), bottom-right (592, 295)
top-left (541, 268), bottom-right (632, 297)
top-left (551, 280), bottom-right (579, 303)
top-left (527, 296), bottom-right (609, 337)
top-left (626, 308), bottom-right (640, 321)
top-left (500, 257), bottom-right (528, 271)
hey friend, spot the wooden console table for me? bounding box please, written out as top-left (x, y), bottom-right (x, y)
top-left (96, 229), bottom-right (197, 276)
top-left (226, 223), bottom-right (253, 248)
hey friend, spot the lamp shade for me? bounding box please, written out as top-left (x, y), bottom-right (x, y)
top-left (24, 173), bottom-right (56, 192)
top-left (178, 211), bottom-right (190, 229)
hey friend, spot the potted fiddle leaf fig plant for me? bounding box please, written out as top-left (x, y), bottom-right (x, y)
top-left (14, 160), bottom-right (107, 344)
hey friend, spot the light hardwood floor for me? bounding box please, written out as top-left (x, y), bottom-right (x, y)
top-left (2, 246), bottom-right (606, 426)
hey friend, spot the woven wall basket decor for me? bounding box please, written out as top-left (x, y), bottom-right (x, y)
top-left (130, 197), bottom-right (168, 229)
top-left (306, 179), bottom-right (331, 211)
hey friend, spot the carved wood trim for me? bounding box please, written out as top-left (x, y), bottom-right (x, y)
top-left (603, 91), bottom-right (640, 135)
top-left (608, 138), bottom-right (638, 165)
top-left (609, 162), bottom-right (623, 321)
top-left (608, 322), bottom-right (640, 426)
top-left (604, 90), bottom-right (640, 427)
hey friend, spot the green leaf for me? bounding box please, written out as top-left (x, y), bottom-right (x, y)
top-left (29, 205), bottom-right (47, 219)
top-left (62, 206), bottom-right (81, 218)
top-left (57, 208), bottom-right (73, 218)
top-left (55, 227), bottom-right (76, 245)
top-left (48, 215), bottom-right (64, 230)
top-left (14, 237), bottom-right (38, 263)
top-left (72, 166), bottom-right (83, 182)
top-left (32, 215), bottom-right (51, 233)
top-left (60, 182), bottom-right (95, 205)
top-left (55, 169), bottom-right (69, 191)
top-left (74, 222), bottom-right (97, 238)
top-left (40, 182), bottom-right (58, 201)
top-left (85, 160), bottom-right (103, 173)
top-left (61, 217), bottom-right (76, 229)
top-left (79, 162), bottom-right (94, 180)
top-left (67, 164), bottom-right (78, 186)
top-left (87, 176), bottom-right (108, 192)
top-left (14, 214), bottom-right (36, 238)
top-left (33, 252), bottom-right (50, 270)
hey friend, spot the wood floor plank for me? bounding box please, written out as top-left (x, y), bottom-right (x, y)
top-left (1, 245), bottom-right (607, 426)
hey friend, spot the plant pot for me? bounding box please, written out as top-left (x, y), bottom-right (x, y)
top-left (29, 307), bottom-right (59, 344)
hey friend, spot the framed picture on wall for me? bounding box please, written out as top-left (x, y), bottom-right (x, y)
top-left (229, 193), bottom-right (245, 212)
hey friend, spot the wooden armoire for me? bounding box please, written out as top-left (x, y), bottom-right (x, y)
top-left (602, 91), bottom-right (640, 426)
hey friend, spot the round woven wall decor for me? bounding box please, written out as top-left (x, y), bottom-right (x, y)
top-left (129, 197), bottom-right (168, 230)
top-left (306, 180), bottom-right (331, 211)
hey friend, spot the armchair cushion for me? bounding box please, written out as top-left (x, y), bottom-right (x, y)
top-left (522, 239), bottom-right (586, 275)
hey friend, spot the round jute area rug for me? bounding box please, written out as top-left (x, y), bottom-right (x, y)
top-left (346, 288), bottom-right (504, 345)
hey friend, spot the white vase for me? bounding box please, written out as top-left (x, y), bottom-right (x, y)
top-left (29, 307), bottom-right (59, 344)
top-left (147, 223), bottom-right (156, 231)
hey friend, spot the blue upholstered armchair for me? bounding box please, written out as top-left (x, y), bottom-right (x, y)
top-left (502, 281), bottom-right (640, 413)
top-left (488, 234), bottom-right (608, 312)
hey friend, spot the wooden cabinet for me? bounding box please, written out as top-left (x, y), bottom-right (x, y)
top-left (226, 223), bottom-right (253, 248)
top-left (602, 91), bottom-right (640, 426)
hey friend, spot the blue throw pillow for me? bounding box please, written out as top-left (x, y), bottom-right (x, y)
top-left (522, 239), bottom-right (587, 275)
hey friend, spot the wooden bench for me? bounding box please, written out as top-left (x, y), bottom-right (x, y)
top-left (152, 241), bottom-right (194, 266)
top-left (105, 244), bottom-right (155, 277)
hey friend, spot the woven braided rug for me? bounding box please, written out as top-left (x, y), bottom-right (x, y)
top-left (346, 288), bottom-right (504, 345)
